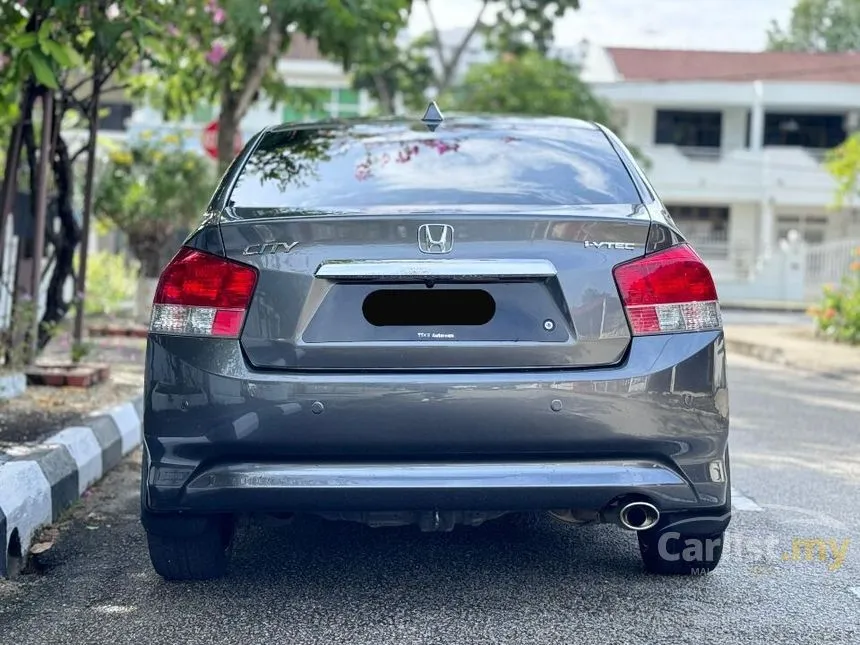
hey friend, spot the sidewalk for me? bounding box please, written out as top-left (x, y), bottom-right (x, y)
top-left (0, 333), bottom-right (144, 578)
top-left (724, 324), bottom-right (860, 385)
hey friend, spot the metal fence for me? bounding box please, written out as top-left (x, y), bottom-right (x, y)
top-left (0, 225), bottom-right (54, 329)
top-left (0, 225), bottom-right (18, 328)
top-left (805, 238), bottom-right (860, 301)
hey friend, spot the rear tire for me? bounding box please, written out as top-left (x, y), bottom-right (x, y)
top-left (145, 517), bottom-right (234, 581)
top-left (638, 528), bottom-right (725, 575)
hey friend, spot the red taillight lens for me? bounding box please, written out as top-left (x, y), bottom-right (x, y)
top-left (613, 243), bottom-right (721, 335)
top-left (150, 248), bottom-right (258, 338)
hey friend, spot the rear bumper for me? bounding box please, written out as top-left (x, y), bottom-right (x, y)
top-left (142, 331), bottom-right (730, 516)
top-left (170, 460), bottom-right (706, 513)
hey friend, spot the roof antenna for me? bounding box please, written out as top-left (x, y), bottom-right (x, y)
top-left (421, 101), bottom-right (444, 132)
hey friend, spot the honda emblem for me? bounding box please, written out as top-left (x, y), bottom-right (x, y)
top-left (417, 224), bottom-right (454, 254)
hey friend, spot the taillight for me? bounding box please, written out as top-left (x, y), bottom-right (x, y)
top-left (150, 247), bottom-right (258, 338)
top-left (613, 243), bottom-right (721, 335)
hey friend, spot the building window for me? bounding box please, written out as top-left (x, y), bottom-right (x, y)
top-left (98, 102), bottom-right (133, 131)
top-left (665, 204), bottom-right (729, 243)
top-left (654, 110), bottom-right (722, 148)
top-left (761, 113), bottom-right (846, 149)
top-left (776, 215), bottom-right (827, 245)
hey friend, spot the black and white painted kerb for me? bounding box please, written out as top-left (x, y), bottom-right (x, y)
top-left (0, 396), bottom-right (143, 577)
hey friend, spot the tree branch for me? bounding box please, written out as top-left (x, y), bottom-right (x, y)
top-left (423, 0), bottom-right (449, 80)
top-left (436, 0), bottom-right (490, 95)
top-left (63, 42), bottom-right (129, 99)
top-left (98, 54), bottom-right (127, 88)
top-left (61, 93), bottom-right (90, 120)
top-left (234, 17), bottom-right (286, 122)
top-left (70, 145), bottom-right (89, 165)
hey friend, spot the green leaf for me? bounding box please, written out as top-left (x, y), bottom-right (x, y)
top-left (42, 40), bottom-right (72, 67)
top-left (38, 20), bottom-right (52, 44)
top-left (25, 51), bottom-right (59, 89)
top-left (9, 32), bottom-right (39, 49)
top-left (64, 44), bottom-right (85, 67)
top-left (77, 29), bottom-right (95, 49)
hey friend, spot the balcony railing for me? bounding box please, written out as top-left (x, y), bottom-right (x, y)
top-left (642, 145), bottom-right (837, 205)
top-left (675, 146), bottom-right (722, 161)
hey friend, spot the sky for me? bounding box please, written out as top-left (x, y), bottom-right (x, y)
top-left (408, 0), bottom-right (797, 51)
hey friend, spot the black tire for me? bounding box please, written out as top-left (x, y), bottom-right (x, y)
top-left (146, 517), bottom-right (234, 581)
top-left (638, 528), bottom-right (725, 575)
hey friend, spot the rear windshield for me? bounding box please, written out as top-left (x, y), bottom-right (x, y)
top-left (228, 126), bottom-right (642, 208)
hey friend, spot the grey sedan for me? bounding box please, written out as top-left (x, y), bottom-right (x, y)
top-left (141, 110), bottom-right (730, 580)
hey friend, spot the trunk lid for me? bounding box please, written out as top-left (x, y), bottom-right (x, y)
top-left (222, 205), bottom-right (650, 371)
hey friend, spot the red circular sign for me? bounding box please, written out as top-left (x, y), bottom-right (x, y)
top-left (202, 120), bottom-right (243, 160)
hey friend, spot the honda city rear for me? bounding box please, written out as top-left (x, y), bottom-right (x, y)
top-left (141, 113), bottom-right (731, 580)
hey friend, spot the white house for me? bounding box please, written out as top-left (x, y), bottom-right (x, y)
top-left (582, 45), bottom-right (860, 291)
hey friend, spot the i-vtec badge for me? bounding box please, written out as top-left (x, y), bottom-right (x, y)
top-left (584, 241), bottom-right (636, 250)
top-left (243, 241), bottom-right (299, 256)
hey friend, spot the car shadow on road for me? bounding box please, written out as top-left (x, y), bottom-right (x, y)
top-left (149, 512), bottom-right (710, 602)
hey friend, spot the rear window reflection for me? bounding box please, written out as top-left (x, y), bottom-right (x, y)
top-left (229, 126), bottom-right (642, 208)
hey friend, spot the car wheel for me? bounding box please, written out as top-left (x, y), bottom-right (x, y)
top-left (637, 528), bottom-right (725, 575)
top-left (146, 517), bottom-right (234, 581)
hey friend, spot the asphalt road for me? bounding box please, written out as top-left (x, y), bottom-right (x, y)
top-left (1, 354), bottom-right (858, 645)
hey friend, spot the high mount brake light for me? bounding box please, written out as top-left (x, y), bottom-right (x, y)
top-left (150, 247), bottom-right (258, 338)
top-left (613, 243), bottom-right (722, 335)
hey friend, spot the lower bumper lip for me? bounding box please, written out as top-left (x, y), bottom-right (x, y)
top-left (146, 460), bottom-right (717, 514)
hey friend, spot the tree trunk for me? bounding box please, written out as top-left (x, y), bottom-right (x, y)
top-left (73, 53), bottom-right (103, 345)
top-left (372, 74), bottom-right (396, 115)
top-left (215, 15), bottom-right (284, 172)
top-left (6, 86), bottom-right (38, 364)
top-left (128, 230), bottom-right (171, 279)
top-left (39, 130), bottom-right (81, 350)
top-left (217, 98), bottom-right (239, 174)
top-left (128, 230), bottom-right (172, 323)
top-left (425, 0), bottom-right (490, 96)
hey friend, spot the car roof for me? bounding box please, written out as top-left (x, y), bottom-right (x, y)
top-left (263, 113), bottom-right (602, 140)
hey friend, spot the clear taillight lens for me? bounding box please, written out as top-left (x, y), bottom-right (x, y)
top-left (150, 247), bottom-right (258, 338)
top-left (613, 243), bottom-right (721, 335)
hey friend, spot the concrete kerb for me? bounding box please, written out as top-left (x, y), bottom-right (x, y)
top-left (725, 338), bottom-right (787, 366)
top-left (0, 395), bottom-right (143, 578)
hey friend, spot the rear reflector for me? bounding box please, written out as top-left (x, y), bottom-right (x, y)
top-left (613, 243), bottom-right (721, 335)
top-left (150, 247), bottom-right (258, 338)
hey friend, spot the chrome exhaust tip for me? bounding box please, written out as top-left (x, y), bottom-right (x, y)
top-left (618, 501), bottom-right (660, 531)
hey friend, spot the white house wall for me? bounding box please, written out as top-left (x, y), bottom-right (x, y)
top-left (722, 107), bottom-right (748, 150)
top-left (594, 80), bottom-right (860, 110)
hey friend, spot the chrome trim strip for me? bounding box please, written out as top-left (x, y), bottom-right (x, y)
top-left (315, 259), bottom-right (558, 280)
top-left (187, 461), bottom-right (688, 490)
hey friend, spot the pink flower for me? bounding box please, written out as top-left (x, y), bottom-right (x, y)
top-left (0, 54), bottom-right (8, 72)
top-left (213, 7), bottom-right (226, 24)
top-left (206, 41), bottom-right (227, 65)
top-left (166, 24), bottom-right (179, 37)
